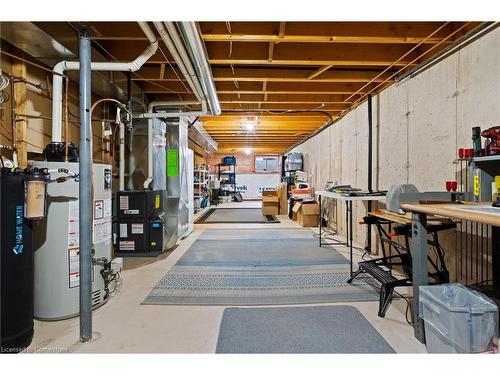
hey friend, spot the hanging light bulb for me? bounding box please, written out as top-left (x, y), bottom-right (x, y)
top-left (244, 147), bottom-right (252, 155)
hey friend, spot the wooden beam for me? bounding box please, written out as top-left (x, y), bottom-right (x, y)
top-left (308, 65), bottom-right (334, 79)
top-left (205, 42), bottom-right (420, 67)
top-left (201, 34), bottom-right (452, 44)
top-left (220, 103), bottom-right (344, 111)
top-left (219, 100), bottom-right (349, 105)
top-left (208, 130), bottom-right (314, 134)
top-left (260, 81), bottom-right (267, 109)
top-left (217, 90), bottom-right (365, 95)
top-left (209, 59), bottom-right (415, 67)
top-left (159, 63), bottom-right (165, 79)
top-left (278, 22), bottom-right (286, 39)
top-left (268, 42), bottom-right (274, 62)
top-left (12, 61), bottom-right (28, 168)
top-left (201, 115), bottom-right (328, 121)
top-left (133, 66), bottom-right (395, 83)
top-left (199, 22), bottom-right (473, 43)
top-left (218, 93), bottom-right (349, 102)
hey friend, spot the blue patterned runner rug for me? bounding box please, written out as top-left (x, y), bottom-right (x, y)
top-left (143, 228), bottom-right (379, 305)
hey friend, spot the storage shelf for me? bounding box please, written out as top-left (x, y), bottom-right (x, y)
top-left (472, 155), bottom-right (500, 163)
top-left (218, 162), bottom-right (236, 195)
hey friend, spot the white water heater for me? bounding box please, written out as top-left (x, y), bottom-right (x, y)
top-left (32, 161), bottom-right (113, 320)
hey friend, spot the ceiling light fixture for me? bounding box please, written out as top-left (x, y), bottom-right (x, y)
top-left (244, 147), bottom-right (252, 155)
top-left (244, 121), bottom-right (255, 131)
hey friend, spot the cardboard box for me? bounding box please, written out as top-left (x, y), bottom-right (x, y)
top-left (277, 183), bottom-right (288, 215)
top-left (262, 190), bottom-right (279, 216)
top-left (292, 201), bottom-right (320, 227)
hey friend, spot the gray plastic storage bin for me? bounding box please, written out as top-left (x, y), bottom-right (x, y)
top-left (419, 283), bottom-right (498, 353)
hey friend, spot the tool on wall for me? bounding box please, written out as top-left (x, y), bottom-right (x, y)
top-left (472, 126), bottom-right (482, 157)
top-left (481, 126), bottom-right (500, 156)
top-left (493, 176), bottom-right (500, 208)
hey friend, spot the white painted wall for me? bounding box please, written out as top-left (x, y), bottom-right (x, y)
top-left (289, 28), bottom-right (500, 279)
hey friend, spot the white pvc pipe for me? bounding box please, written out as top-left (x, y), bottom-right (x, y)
top-left (51, 22), bottom-right (158, 143)
top-left (119, 122), bottom-right (125, 190)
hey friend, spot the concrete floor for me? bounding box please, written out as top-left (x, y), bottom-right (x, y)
top-left (26, 201), bottom-right (426, 353)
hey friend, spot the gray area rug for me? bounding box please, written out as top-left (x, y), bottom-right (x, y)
top-left (143, 229), bottom-right (379, 305)
top-left (216, 306), bottom-right (395, 353)
top-left (195, 208), bottom-right (279, 224)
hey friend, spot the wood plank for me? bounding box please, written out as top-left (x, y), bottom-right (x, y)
top-left (219, 93), bottom-right (349, 102)
top-left (133, 67), bottom-right (394, 83)
top-left (308, 65), bottom-right (334, 79)
top-left (209, 59), bottom-right (414, 67)
top-left (219, 100), bottom-right (349, 106)
top-left (199, 22), bottom-right (463, 41)
top-left (278, 22), bottom-right (286, 39)
top-left (268, 42), bottom-right (274, 62)
top-left (12, 61), bottom-right (28, 168)
top-left (202, 34), bottom-right (452, 44)
top-left (400, 203), bottom-right (500, 227)
top-left (206, 42), bottom-right (420, 66)
top-left (217, 90), bottom-right (365, 95)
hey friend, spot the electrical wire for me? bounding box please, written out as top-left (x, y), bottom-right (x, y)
top-left (392, 290), bottom-right (414, 326)
top-left (0, 74), bottom-right (9, 92)
top-left (313, 226), bottom-right (369, 255)
top-left (350, 22), bottom-right (473, 109)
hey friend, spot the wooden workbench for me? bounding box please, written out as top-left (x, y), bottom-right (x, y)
top-left (399, 202), bottom-right (500, 344)
top-left (400, 202), bottom-right (500, 227)
top-left (369, 208), bottom-right (455, 225)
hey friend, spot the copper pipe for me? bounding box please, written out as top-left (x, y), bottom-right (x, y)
top-left (343, 22), bottom-right (450, 104)
top-left (0, 50), bottom-right (65, 77)
top-left (64, 76), bottom-right (69, 161)
top-left (90, 98), bottom-right (128, 117)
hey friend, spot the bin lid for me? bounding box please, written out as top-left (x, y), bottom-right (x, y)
top-left (420, 283), bottom-right (498, 314)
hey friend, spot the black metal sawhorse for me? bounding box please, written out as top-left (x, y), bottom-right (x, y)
top-left (347, 213), bottom-right (454, 317)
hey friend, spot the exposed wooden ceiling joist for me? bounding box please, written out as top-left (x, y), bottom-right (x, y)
top-left (79, 21), bottom-right (483, 154)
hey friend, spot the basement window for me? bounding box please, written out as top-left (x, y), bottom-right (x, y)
top-left (254, 155), bottom-right (279, 173)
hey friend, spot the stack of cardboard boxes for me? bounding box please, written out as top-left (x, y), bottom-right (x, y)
top-left (262, 191), bottom-right (280, 215)
top-left (261, 183), bottom-right (289, 216)
top-left (291, 201), bottom-right (320, 227)
top-left (261, 183), bottom-right (319, 227)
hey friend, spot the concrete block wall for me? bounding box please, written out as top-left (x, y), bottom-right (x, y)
top-left (289, 27), bottom-right (500, 281)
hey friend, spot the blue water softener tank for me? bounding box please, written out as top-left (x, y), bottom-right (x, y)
top-left (0, 169), bottom-right (34, 353)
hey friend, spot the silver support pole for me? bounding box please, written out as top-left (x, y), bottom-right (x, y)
top-left (411, 212), bottom-right (428, 344)
top-left (78, 31), bottom-right (93, 342)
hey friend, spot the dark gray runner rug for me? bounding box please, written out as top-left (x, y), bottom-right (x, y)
top-left (195, 208), bottom-right (279, 224)
top-left (143, 228), bottom-right (379, 305)
top-left (216, 306), bottom-right (395, 353)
